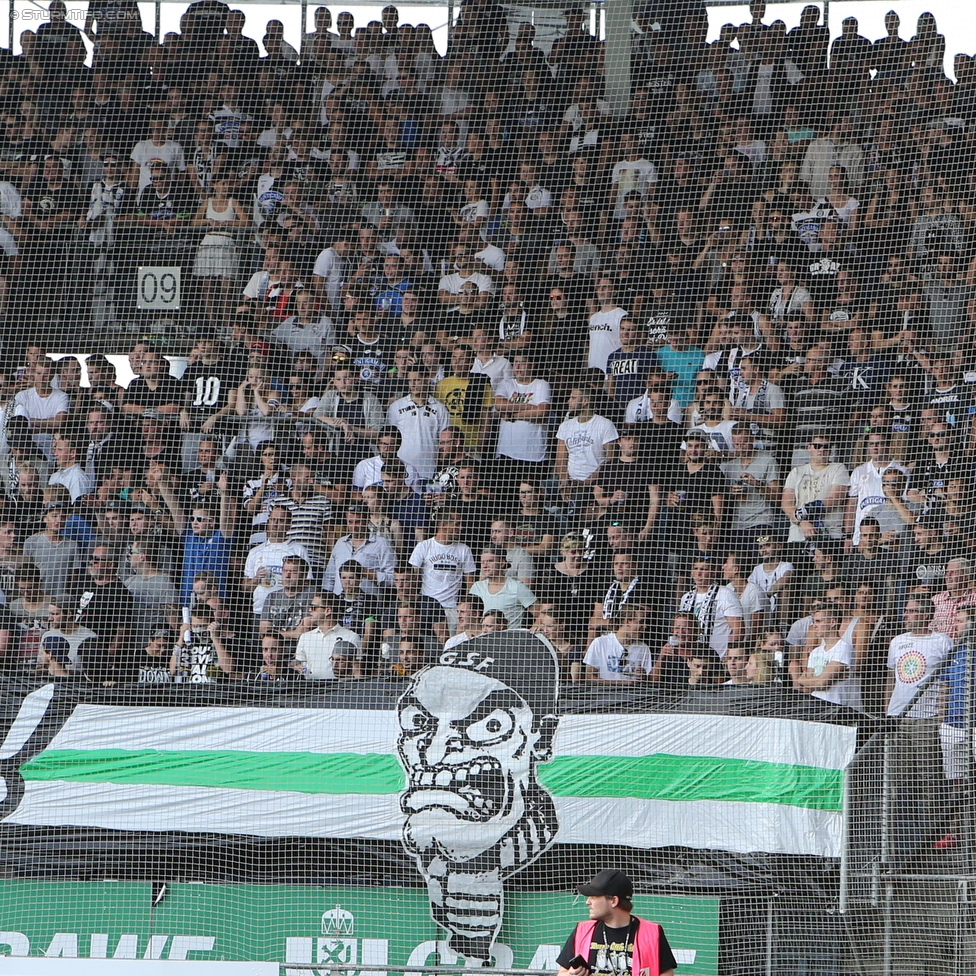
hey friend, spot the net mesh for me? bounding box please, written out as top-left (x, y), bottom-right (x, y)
top-left (0, 1), bottom-right (973, 973)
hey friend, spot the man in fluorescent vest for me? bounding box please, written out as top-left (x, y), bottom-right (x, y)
top-left (556, 871), bottom-right (677, 976)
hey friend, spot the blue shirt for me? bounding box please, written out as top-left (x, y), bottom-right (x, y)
top-left (605, 347), bottom-right (659, 404)
top-left (940, 642), bottom-right (972, 729)
top-left (180, 528), bottom-right (231, 605)
top-left (375, 278), bottom-right (412, 318)
top-left (64, 514), bottom-right (96, 553)
top-left (389, 491), bottom-right (428, 531)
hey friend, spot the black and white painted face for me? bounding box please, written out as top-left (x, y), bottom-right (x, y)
top-left (395, 636), bottom-right (560, 962)
top-left (398, 667), bottom-right (539, 852)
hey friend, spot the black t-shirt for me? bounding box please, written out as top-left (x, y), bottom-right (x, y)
top-left (75, 580), bottom-right (136, 640)
top-left (642, 421), bottom-right (683, 487)
top-left (24, 180), bottom-right (82, 239)
top-left (595, 458), bottom-right (651, 524)
top-left (537, 567), bottom-right (603, 643)
top-left (338, 594), bottom-right (381, 637)
top-left (124, 375), bottom-right (184, 413)
top-left (511, 509), bottom-right (565, 554)
top-left (556, 918), bottom-right (678, 976)
top-left (182, 359), bottom-right (244, 425)
top-left (668, 462), bottom-right (726, 534)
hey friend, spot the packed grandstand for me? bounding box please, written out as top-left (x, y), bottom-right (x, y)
top-left (0, 0), bottom-right (974, 970)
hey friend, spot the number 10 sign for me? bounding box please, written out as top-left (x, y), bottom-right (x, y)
top-left (137, 267), bottom-right (181, 310)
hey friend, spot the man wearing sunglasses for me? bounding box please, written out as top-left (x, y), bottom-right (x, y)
top-left (782, 432), bottom-right (850, 566)
top-left (73, 545), bottom-right (136, 684)
top-left (158, 469), bottom-right (236, 605)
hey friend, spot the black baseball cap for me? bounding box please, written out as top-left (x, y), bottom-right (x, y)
top-left (578, 870), bottom-right (633, 898)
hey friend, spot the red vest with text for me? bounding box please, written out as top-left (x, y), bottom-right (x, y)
top-left (573, 918), bottom-right (662, 976)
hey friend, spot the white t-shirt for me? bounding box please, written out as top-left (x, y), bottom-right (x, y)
top-left (471, 354), bottom-right (514, 391)
top-left (130, 139), bottom-right (186, 191)
top-left (386, 396), bottom-right (450, 480)
top-left (806, 638), bottom-right (862, 710)
top-left (459, 199), bottom-right (489, 223)
top-left (14, 386), bottom-right (70, 422)
top-left (689, 420), bottom-right (738, 455)
top-left (312, 246), bottom-right (346, 310)
top-left (475, 244), bottom-right (506, 272)
top-left (243, 540), bottom-right (313, 614)
top-left (48, 465), bottom-right (94, 503)
top-left (0, 181), bottom-right (21, 257)
top-left (587, 307), bottom-right (628, 372)
top-left (468, 577), bottom-right (536, 628)
top-left (242, 270), bottom-right (274, 301)
top-left (524, 185), bottom-right (552, 210)
top-left (409, 538), bottom-right (476, 608)
top-left (14, 386), bottom-right (70, 458)
top-left (438, 270), bottom-right (494, 296)
top-left (683, 586), bottom-right (744, 657)
top-left (747, 560), bottom-right (793, 613)
top-left (727, 581), bottom-right (770, 644)
top-left (610, 157), bottom-right (658, 218)
top-left (495, 378), bottom-right (551, 462)
top-left (624, 393), bottom-right (684, 425)
top-left (557, 414), bottom-right (618, 482)
top-left (887, 630), bottom-right (954, 718)
top-left (352, 455), bottom-right (421, 492)
top-left (848, 459), bottom-right (910, 545)
top-left (584, 632), bottom-right (653, 681)
top-left (784, 462), bottom-right (850, 542)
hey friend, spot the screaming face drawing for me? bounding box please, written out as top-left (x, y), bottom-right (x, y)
top-left (397, 632), bottom-right (560, 963)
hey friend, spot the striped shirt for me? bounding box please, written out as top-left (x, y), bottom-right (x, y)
top-left (278, 494), bottom-right (333, 569)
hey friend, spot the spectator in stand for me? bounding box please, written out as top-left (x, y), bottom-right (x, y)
top-left (583, 605), bottom-right (653, 682)
top-left (409, 507), bottom-right (477, 641)
top-left (241, 505), bottom-right (313, 617)
top-left (73, 545), bottom-right (137, 683)
top-left (679, 556), bottom-right (744, 660)
top-left (386, 368), bottom-right (450, 481)
top-left (24, 501), bottom-right (82, 604)
top-left (158, 469), bottom-right (237, 605)
top-left (790, 600), bottom-right (862, 710)
top-left (886, 595), bottom-right (954, 853)
top-left (932, 558), bottom-right (976, 636)
top-left (323, 502), bottom-right (396, 600)
top-left (293, 594), bottom-right (362, 680)
top-left (556, 386), bottom-right (618, 510)
top-left (468, 547), bottom-right (536, 629)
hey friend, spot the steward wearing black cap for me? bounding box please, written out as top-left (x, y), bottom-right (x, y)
top-left (556, 871), bottom-right (677, 976)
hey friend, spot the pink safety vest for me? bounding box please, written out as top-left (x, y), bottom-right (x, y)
top-left (573, 918), bottom-right (662, 976)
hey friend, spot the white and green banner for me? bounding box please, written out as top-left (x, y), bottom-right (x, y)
top-left (5, 702), bottom-right (856, 858)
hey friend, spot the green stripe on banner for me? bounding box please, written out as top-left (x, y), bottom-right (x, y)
top-left (21, 750), bottom-right (407, 795)
top-left (20, 750), bottom-right (842, 811)
top-left (538, 755), bottom-right (843, 812)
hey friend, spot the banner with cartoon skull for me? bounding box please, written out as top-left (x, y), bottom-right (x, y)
top-left (395, 632), bottom-right (562, 962)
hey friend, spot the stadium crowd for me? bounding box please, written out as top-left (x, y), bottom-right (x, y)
top-left (0, 0), bottom-right (974, 738)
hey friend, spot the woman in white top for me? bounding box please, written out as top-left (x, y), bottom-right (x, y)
top-left (192, 178), bottom-right (248, 329)
top-left (790, 602), bottom-right (862, 711)
top-left (468, 548), bottom-right (536, 629)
